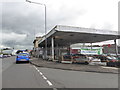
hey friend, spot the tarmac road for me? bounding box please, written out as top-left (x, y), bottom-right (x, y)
top-left (2, 56), bottom-right (118, 88)
top-left (2, 56), bottom-right (51, 88)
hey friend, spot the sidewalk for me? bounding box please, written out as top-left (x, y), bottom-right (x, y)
top-left (30, 58), bottom-right (119, 74)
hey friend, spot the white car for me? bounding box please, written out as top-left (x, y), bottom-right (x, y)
top-left (89, 58), bottom-right (101, 65)
top-left (89, 58), bottom-right (106, 66)
top-left (0, 54), bottom-right (3, 58)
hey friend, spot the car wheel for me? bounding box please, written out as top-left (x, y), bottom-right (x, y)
top-left (72, 61), bottom-right (75, 64)
top-left (85, 61), bottom-right (89, 65)
top-left (16, 61), bottom-right (19, 64)
top-left (106, 62), bottom-right (109, 66)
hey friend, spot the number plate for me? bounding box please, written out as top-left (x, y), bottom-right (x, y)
top-left (20, 59), bottom-right (26, 61)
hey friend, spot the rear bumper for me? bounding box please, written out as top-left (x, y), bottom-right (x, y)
top-left (16, 58), bottom-right (29, 61)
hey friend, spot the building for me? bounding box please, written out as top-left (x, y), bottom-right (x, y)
top-left (33, 37), bottom-right (42, 57)
top-left (102, 44), bottom-right (120, 54)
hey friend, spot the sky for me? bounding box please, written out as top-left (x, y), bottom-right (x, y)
top-left (1, 0), bottom-right (119, 49)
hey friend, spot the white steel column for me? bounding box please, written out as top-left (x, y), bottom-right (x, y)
top-left (91, 43), bottom-right (92, 50)
top-left (51, 37), bottom-right (54, 61)
top-left (83, 43), bottom-right (85, 48)
top-left (57, 44), bottom-right (59, 58)
top-left (114, 39), bottom-right (118, 56)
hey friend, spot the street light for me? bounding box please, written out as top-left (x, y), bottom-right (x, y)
top-left (26, 0), bottom-right (47, 59)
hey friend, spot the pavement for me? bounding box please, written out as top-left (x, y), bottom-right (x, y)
top-left (30, 57), bottom-right (119, 74)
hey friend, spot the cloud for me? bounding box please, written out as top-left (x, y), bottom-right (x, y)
top-left (1, 32), bottom-right (27, 47)
top-left (1, 0), bottom-right (119, 49)
top-left (2, 32), bottom-right (26, 41)
top-left (2, 2), bottom-right (45, 34)
top-left (1, 1), bottom-right (87, 49)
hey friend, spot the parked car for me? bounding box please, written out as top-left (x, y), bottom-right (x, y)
top-left (7, 54), bottom-right (11, 57)
top-left (3, 54), bottom-right (8, 58)
top-left (93, 55), bottom-right (110, 62)
top-left (117, 56), bottom-right (120, 60)
top-left (106, 56), bottom-right (119, 67)
top-left (89, 57), bottom-right (102, 65)
top-left (0, 54), bottom-right (3, 58)
top-left (61, 54), bottom-right (73, 64)
top-left (16, 53), bottom-right (30, 63)
top-left (72, 54), bottom-right (89, 64)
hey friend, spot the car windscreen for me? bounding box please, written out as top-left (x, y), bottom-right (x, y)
top-left (18, 53), bottom-right (29, 56)
top-left (107, 56), bottom-right (113, 60)
top-left (111, 57), bottom-right (117, 60)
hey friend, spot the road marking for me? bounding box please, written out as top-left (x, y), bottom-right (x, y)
top-left (33, 66), bottom-right (36, 68)
top-left (37, 69), bottom-right (40, 72)
top-left (46, 80), bottom-right (53, 86)
top-left (39, 72), bottom-right (43, 75)
top-left (101, 66), bottom-right (118, 70)
top-left (42, 75), bottom-right (47, 80)
top-left (33, 65), bottom-right (53, 86)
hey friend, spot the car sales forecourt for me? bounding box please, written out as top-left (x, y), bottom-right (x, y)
top-left (31, 25), bottom-right (120, 70)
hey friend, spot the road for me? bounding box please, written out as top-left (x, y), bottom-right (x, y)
top-left (2, 56), bottom-right (118, 89)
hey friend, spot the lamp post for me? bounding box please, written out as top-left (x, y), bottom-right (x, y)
top-left (26, 0), bottom-right (47, 59)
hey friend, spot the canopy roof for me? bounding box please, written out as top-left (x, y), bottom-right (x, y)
top-left (38, 25), bottom-right (120, 47)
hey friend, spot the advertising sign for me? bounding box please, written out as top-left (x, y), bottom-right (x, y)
top-left (81, 48), bottom-right (102, 55)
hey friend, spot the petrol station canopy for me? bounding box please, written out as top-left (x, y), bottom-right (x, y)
top-left (38, 25), bottom-right (120, 47)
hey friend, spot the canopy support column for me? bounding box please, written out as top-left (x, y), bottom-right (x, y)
top-left (83, 43), bottom-right (85, 48)
top-left (56, 44), bottom-right (59, 60)
top-left (51, 37), bottom-right (54, 61)
top-left (114, 39), bottom-right (118, 56)
top-left (91, 43), bottom-right (92, 50)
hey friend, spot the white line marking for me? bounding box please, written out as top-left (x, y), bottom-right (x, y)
top-left (101, 66), bottom-right (118, 70)
top-left (37, 69), bottom-right (40, 72)
top-left (33, 65), bottom-right (53, 86)
top-left (34, 66), bottom-right (38, 70)
top-left (42, 75), bottom-right (47, 80)
top-left (35, 67), bottom-right (38, 70)
top-left (46, 80), bottom-right (53, 86)
top-left (33, 66), bottom-right (36, 68)
top-left (39, 72), bottom-right (43, 75)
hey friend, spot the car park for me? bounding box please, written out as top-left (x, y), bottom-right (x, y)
top-left (16, 53), bottom-right (30, 63)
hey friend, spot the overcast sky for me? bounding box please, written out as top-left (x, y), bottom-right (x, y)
top-left (1, 0), bottom-right (119, 49)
